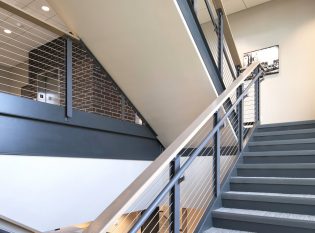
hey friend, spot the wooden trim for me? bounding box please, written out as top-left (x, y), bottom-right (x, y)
top-left (0, 1), bottom-right (78, 41)
top-left (212, 0), bottom-right (242, 67)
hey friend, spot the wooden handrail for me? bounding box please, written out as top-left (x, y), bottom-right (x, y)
top-left (212, 0), bottom-right (242, 67)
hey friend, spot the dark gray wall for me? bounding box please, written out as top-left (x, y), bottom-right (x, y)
top-left (0, 93), bottom-right (162, 160)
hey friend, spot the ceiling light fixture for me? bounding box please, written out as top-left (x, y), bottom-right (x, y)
top-left (4, 29), bottom-right (12, 34)
top-left (41, 5), bottom-right (50, 12)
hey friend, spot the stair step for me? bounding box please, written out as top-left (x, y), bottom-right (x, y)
top-left (252, 128), bottom-right (315, 141)
top-left (237, 163), bottom-right (315, 178)
top-left (212, 208), bottom-right (315, 233)
top-left (204, 227), bottom-right (254, 233)
top-left (222, 191), bottom-right (315, 215)
top-left (243, 150), bottom-right (315, 163)
top-left (256, 120), bottom-right (315, 133)
top-left (230, 177), bottom-right (315, 194)
top-left (247, 138), bottom-right (315, 152)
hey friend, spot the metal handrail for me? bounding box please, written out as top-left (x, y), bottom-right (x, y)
top-left (0, 215), bottom-right (40, 233)
top-left (84, 61), bottom-right (262, 233)
top-left (128, 68), bottom-right (263, 233)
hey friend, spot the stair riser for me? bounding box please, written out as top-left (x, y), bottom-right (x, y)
top-left (230, 183), bottom-right (315, 195)
top-left (257, 123), bottom-right (315, 133)
top-left (222, 199), bottom-right (315, 216)
top-left (213, 218), bottom-right (315, 233)
top-left (237, 169), bottom-right (315, 178)
top-left (248, 143), bottom-right (315, 152)
top-left (253, 133), bottom-right (315, 141)
top-left (243, 156), bottom-right (315, 164)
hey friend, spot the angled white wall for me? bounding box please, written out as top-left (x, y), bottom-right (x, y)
top-left (47, 0), bottom-right (219, 147)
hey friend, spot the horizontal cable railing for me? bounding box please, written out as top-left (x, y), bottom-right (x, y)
top-left (0, 3), bottom-right (145, 125)
top-left (194, 0), bottom-right (239, 90)
top-left (85, 62), bottom-right (264, 233)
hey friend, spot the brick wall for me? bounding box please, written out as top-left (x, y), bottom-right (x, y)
top-left (26, 37), bottom-right (140, 123)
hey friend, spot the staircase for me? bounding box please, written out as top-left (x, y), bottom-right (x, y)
top-left (208, 120), bottom-right (315, 233)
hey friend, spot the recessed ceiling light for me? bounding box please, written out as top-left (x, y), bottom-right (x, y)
top-left (41, 5), bottom-right (50, 12)
top-left (4, 29), bottom-right (12, 34)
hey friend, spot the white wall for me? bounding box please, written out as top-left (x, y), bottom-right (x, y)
top-left (0, 156), bottom-right (150, 232)
top-left (226, 0), bottom-right (315, 124)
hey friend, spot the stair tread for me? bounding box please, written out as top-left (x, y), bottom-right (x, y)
top-left (237, 163), bottom-right (315, 169)
top-left (231, 176), bottom-right (315, 185)
top-left (213, 208), bottom-right (315, 224)
top-left (254, 128), bottom-right (315, 137)
top-left (205, 227), bottom-right (254, 233)
top-left (248, 138), bottom-right (315, 146)
top-left (243, 150), bottom-right (315, 157)
top-left (222, 191), bottom-right (315, 204)
top-left (257, 120), bottom-right (315, 129)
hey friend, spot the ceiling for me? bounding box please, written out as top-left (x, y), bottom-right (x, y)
top-left (222, 0), bottom-right (272, 14)
top-left (0, 0), bottom-right (68, 68)
top-left (2, 0), bottom-right (68, 31)
top-left (196, 0), bottom-right (272, 23)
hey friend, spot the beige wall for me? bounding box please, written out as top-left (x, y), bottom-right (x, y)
top-left (226, 0), bottom-right (315, 124)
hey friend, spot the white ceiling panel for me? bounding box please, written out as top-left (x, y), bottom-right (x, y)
top-left (0, 1), bottom-right (63, 68)
top-left (196, 0), bottom-right (274, 23)
top-left (3, 0), bottom-right (33, 9)
top-left (1, 0), bottom-right (69, 32)
top-left (243, 0), bottom-right (272, 8)
top-left (26, 0), bottom-right (55, 19)
top-left (223, 0), bottom-right (246, 15)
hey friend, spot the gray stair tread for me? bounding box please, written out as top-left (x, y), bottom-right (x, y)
top-left (254, 128), bottom-right (315, 136)
top-left (222, 191), bottom-right (315, 204)
top-left (243, 150), bottom-right (315, 157)
top-left (258, 120), bottom-right (315, 129)
top-left (230, 177), bottom-right (315, 185)
top-left (212, 208), bottom-right (315, 229)
top-left (213, 208), bottom-right (315, 222)
top-left (248, 138), bottom-right (315, 146)
top-left (205, 227), bottom-right (254, 233)
top-left (237, 163), bottom-right (315, 169)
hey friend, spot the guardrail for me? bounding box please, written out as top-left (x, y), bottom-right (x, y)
top-left (85, 62), bottom-right (264, 233)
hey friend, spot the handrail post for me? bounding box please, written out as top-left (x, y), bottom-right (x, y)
top-left (237, 84), bottom-right (244, 151)
top-left (255, 74), bottom-right (261, 122)
top-left (218, 9), bottom-right (224, 80)
top-left (170, 155), bottom-right (180, 233)
top-left (66, 37), bottom-right (73, 118)
top-left (213, 111), bottom-right (221, 197)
